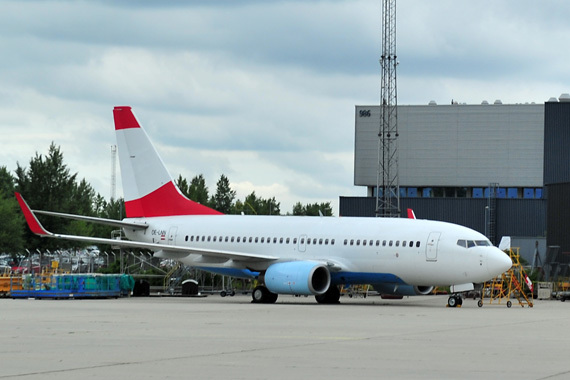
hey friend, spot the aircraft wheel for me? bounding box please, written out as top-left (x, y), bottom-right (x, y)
top-left (252, 286), bottom-right (278, 304)
top-left (507, 300), bottom-right (512, 308)
top-left (220, 290), bottom-right (227, 297)
top-left (457, 296), bottom-right (463, 306)
top-left (447, 296), bottom-right (457, 307)
top-left (252, 286), bottom-right (266, 303)
top-left (266, 291), bottom-right (278, 304)
top-left (477, 300), bottom-right (483, 307)
top-left (315, 286), bottom-right (340, 304)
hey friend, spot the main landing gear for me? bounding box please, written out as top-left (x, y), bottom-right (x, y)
top-left (315, 285), bottom-right (341, 304)
top-left (447, 294), bottom-right (463, 308)
top-left (251, 285), bottom-right (278, 304)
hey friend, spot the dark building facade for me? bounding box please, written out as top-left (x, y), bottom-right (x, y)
top-left (342, 96), bottom-right (570, 258)
top-left (544, 100), bottom-right (570, 258)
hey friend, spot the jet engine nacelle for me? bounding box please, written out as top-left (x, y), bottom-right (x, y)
top-left (265, 261), bottom-right (331, 295)
top-left (373, 284), bottom-right (434, 296)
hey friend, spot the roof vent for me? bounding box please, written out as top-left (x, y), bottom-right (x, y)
top-left (493, 99), bottom-right (502, 105)
top-left (428, 100), bottom-right (437, 105)
top-left (481, 100), bottom-right (489, 105)
top-left (548, 97), bottom-right (558, 102)
top-left (559, 93), bottom-right (570, 102)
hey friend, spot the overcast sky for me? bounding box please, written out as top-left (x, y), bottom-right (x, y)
top-left (1, 0), bottom-right (568, 214)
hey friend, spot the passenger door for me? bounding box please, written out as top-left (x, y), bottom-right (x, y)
top-left (425, 232), bottom-right (440, 262)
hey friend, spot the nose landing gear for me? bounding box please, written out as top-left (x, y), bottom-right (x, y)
top-left (447, 295), bottom-right (463, 308)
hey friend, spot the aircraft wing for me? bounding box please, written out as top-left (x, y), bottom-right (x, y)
top-left (15, 192), bottom-right (277, 263)
top-left (32, 209), bottom-right (148, 230)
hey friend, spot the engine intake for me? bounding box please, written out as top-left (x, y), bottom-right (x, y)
top-left (265, 261), bottom-right (331, 295)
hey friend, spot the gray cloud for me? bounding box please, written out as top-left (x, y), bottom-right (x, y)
top-left (0, 0), bottom-right (568, 212)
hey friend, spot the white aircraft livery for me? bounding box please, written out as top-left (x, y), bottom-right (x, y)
top-left (16, 106), bottom-right (512, 306)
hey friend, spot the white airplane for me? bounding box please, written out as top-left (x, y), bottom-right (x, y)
top-left (16, 106), bottom-right (512, 307)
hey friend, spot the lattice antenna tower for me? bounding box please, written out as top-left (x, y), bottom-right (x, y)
top-left (376, 0), bottom-right (400, 217)
top-left (110, 144), bottom-right (117, 201)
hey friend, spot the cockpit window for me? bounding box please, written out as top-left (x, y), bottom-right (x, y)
top-left (458, 239), bottom-right (492, 248)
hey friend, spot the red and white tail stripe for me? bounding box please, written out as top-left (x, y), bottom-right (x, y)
top-left (113, 106), bottom-right (222, 218)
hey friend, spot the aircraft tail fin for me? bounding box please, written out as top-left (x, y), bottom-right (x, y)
top-left (113, 106), bottom-right (222, 218)
top-left (407, 208), bottom-right (417, 219)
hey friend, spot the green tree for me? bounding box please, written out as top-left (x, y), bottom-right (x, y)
top-left (210, 174), bottom-right (236, 214)
top-left (0, 166), bottom-right (15, 196)
top-left (14, 143), bottom-right (96, 250)
top-left (0, 189), bottom-right (24, 254)
top-left (292, 202), bottom-right (333, 216)
top-left (233, 191), bottom-right (280, 215)
top-left (188, 174), bottom-right (209, 205)
top-left (176, 174), bottom-right (210, 205)
top-left (175, 175), bottom-right (190, 198)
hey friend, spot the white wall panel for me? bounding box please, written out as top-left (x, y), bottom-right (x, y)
top-left (354, 104), bottom-right (544, 188)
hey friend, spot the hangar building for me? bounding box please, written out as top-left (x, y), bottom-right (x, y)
top-left (340, 95), bottom-right (570, 265)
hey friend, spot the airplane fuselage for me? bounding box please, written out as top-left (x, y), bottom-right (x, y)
top-left (124, 214), bottom-right (505, 288)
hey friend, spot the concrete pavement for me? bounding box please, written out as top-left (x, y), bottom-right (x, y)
top-left (1, 295), bottom-right (568, 379)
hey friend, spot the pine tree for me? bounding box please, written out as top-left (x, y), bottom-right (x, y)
top-left (211, 174), bottom-right (236, 214)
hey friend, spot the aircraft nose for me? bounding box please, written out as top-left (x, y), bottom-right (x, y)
top-left (487, 248), bottom-right (512, 277)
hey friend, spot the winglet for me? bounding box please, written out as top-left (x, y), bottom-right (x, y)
top-left (407, 208), bottom-right (416, 219)
top-left (14, 192), bottom-right (52, 236)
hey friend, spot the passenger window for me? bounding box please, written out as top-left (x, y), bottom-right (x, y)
top-left (255, 237), bottom-right (259, 243)
top-left (213, 236), bottom-right (217, 242)
top-left (389, 240), bottom-right (393, 247)
top-left (307, 239), bottom-right (311, 245)
top-left (301, 238), bottom-right (305, 244)
top-left (382, 240), bottom-right (387, 246)
top-left (416, 241), bottom-right (421, 248)
top-left (249, 237), bottom-right (253, 243)
top-left (225, 237), bottom-right (229, 242)
top-left (261, 237), bottom-right (265, 243)
top-left (350, 239), bottom-right (354, 246)
top-left (344, 239), bottom-right (347, 245)
top-left (237, 237), bottom-right (241, 243)
top-left (293, 238), bottom-right (297, 244)
top-left (363, 240), bottom-right (367, 246)
top-left (313, 238), bottom-right (317, 245)
top-left (279, 238), bottom-right (283, 244)
top-left (273, 238), bottom-right (277, 243)
top-left (185, 236), bottom-right (188, 242)
top-left (325, 239), bottom-right (329, 245)
top-left (402, 241), bottom-right (406, 247)
top-left (319, 239), bottom-right (323, 245)
top-left (356, 240), bottom-right (361, 246)
top-left (231, 237), bottom-right (235, 242)
top-left (395, 241), bottom-right (400, 247)
top-left (376, 240), bottom-right (380, 246)
top-left (331, 239), bottom-right (335, 245)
